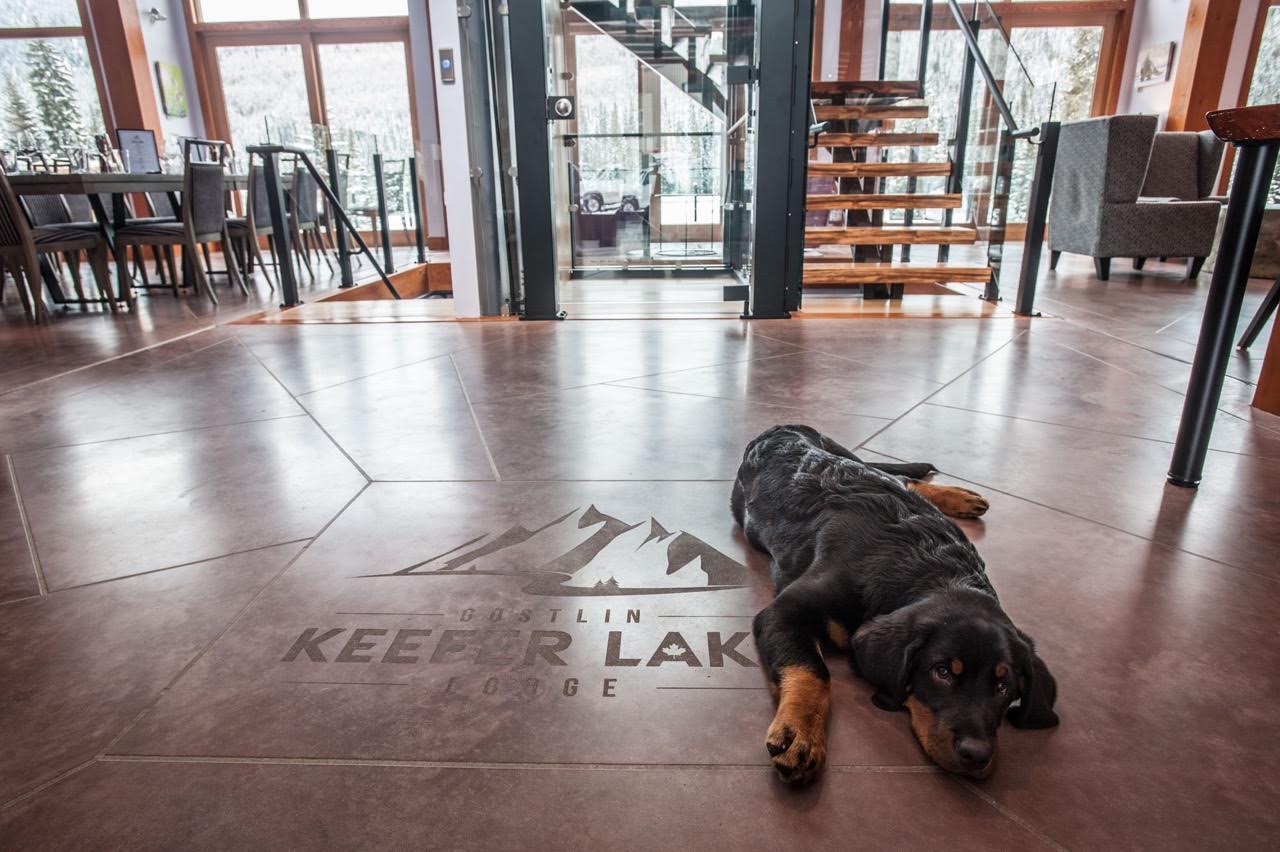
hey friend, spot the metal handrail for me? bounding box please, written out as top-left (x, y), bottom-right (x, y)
top-left (246, 143), bottom-right (401, 305)
top-left (945, 0), bottom-right (1038, 139)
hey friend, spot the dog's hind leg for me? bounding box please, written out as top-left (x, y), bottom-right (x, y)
top-left (866, 461), bottom-right (938, 480)
top-left (906, 481), bottom-right (990, 519)
top-left (753, 582), bottom-right (830, 784)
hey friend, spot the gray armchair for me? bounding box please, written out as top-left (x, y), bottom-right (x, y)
top-left (1140, 130), bottom-right (1225, 201)
top-left (1048, 115), bottom-right (1221, 281)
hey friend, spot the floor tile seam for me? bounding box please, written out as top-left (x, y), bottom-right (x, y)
top-left (464, 350), bottom-right (815, 409)
top-left (94, 485), bottom-right (372, 759)
top-left (4, 453), bottom-right (45, 595)
top-left (956, 778), bottom-right (1071, 852)
top-left (448, 354), bottom-right (502, 482)
top-left (0, 333), bottom-right (238, 413)
top-left (0, 538), bottom-right (316, 605)
top-left (851, 330), bottom-right (1029, 454)
top-left (919, 402), bottom-right (1280, 462)
top-left (599, 380), bottom-right (902, 418)
top-left (1153, 310), bottom-right (1199, 335)
top-left (0, 325), bottom-right (221, 399)
top-left (864, 448), bottom-right (1280, 588)
top-left (1, 413), bottom-right (310, 457)
top-left (233, 337), bottom-right (374, 483)
top-left (0, 758), bottom-right (98, 814)
top-left (748, 329), bottom-right (1023, 386)
top-left (94, 754), bottom-right (940, 775)
top-left (291, 351), bottom-right (460, 398)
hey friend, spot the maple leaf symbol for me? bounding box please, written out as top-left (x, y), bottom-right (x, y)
top-left (662, 643), bottom-right (686, 657)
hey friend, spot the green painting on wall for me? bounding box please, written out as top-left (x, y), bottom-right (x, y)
top-left (155, 61), bottom-right (188, 118)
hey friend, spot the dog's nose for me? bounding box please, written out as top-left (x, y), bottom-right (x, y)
top-left (955, 737), bottom-right (994, 769)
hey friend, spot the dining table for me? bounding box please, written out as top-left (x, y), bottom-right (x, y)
top-left (8, 172), bottom-right (252, 307)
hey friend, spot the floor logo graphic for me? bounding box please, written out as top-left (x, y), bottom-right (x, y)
top-left (366, 505), bottom-right (749, 597)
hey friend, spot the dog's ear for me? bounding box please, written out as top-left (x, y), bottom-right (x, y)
top-left (851, 602), bottom-right (931, 712)
top-left (1007, 629), bottom-right (1059, 729)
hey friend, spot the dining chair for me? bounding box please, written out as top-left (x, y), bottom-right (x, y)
top-left (0, 170), bottom-right (115, 322)
top-left (224, 157), bottom-right (277, 289)
top-left (111, 141), bottom-right (245, 304)
top-left (288, 164), bottom-right (333, 280)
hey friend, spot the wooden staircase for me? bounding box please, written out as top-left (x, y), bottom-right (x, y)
top-left (804, 80), bottom-right (992, 296)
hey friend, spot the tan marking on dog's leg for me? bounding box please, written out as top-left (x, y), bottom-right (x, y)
top-left (907, 482), bottom-right (990, 519)
top-left (826, 619), bottom-right (850, 648)
top-left (765, 666), bottom-right (830, 784)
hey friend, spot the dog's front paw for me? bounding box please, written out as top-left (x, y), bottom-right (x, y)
top-left (946, 487), bottom-right (989, 519)
top-left (766, 718), bottom-right (826, 784)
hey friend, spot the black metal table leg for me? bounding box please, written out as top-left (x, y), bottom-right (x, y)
top-left (1168, 140), bottom-right (1280, 487)
top-left (326, 148), bottom-right (354, 287)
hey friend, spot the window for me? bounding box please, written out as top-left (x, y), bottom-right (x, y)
top-left (197, 0), bottom-right (300, 23)
top-left (1242, 0), bottom-right (1280, 202)
top-left (214, 43), bottom-right (313, 162)
top-left (0, 0), bottom-right (106, 156)
top-left (882, 3), bottom-right (1123, 224)
top-left (308, 0), bottom-right (409, 18)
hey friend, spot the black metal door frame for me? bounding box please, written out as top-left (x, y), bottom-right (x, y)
top-left (504, 0), bottom-right (563, 320)
top-left (746, 0), bottom-right (815, 318)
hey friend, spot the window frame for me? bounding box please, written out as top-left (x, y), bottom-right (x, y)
top-left (183, 0), bottom-right (419, 165)
top-left (0, 0), bottom-right (113, 140)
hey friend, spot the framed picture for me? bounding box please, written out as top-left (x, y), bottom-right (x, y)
top-left (155, 61), bottom-right (189, 118)
top-left (1136, 42), bottom-right (1175, 89)
top-left (115, 129), bottom-right (161, 174)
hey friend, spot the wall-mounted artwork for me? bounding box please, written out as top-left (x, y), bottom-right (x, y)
top-left (155, 61), bottom-right (188, 118)
top-left (1136, 42), bottom-right (1175, 89)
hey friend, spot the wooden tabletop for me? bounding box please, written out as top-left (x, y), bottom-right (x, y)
top-left (7, 173), bottom-right (250, 195)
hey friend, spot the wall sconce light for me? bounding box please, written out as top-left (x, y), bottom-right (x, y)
top-left (147, 7), bottom-right (168, 23)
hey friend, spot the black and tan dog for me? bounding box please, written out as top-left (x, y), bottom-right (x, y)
top-left (732, 425), bottom-right (1059, 783)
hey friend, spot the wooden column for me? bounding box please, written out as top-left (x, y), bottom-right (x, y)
top-left (80, 0), bottom-right (164, 143)
top-left (1166, 0), bottom-right (1242, 131)
top-left (1255, 317), bottom-right (1280, 416)
top-left (837, 0), bottom-right (865, 81)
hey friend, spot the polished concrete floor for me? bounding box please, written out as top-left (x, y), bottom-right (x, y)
top-left (1, 254), bottom-right (1278, 849)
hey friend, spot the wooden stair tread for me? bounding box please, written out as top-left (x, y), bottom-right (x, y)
top-left (815, 132), bottom-right (940, 148)
top-left (804, 226), bottom-right (979, 246)
top-left (808, 161), bottom-right (952, 177)
top-left (805, 193), bottom-right (962, 210)
top-left (802, 262), bottom-right (992, 285)
top-left (810, 80), bottom-right (921, 97)
top-left (813, 104), bottom-right (929, 120)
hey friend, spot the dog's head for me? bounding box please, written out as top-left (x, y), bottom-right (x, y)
top-left (851, 589), bottom-right (1058, 778)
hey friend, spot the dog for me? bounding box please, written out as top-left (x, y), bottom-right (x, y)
top-left (732, 425), bottom-right (1059, 783)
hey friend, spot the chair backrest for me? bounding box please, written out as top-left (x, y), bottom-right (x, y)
top-left (291, 165), bottom-right (319, 226)
top-left (1140, 130), bottom-right (1225, 200)
top-left (247, 161), bottom-right (273, 229)
top-left (1051, 115), bottom-right (1157, 236)
top-left (0, 170), bottom-right (33, 250)
top-left (22, 193), bottom-right (70, 226)
top-left (146, 191), bottom-right (177, 219)
top-left (184, 161), bottom-right (228, 238)
top-left (63, 193), bottom-right (95, 224)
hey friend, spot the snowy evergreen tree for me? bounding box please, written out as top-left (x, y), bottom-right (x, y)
top-left (3, 74), bottom-right (40, 147)
top-left (26, 39), bottom-right (88, 154)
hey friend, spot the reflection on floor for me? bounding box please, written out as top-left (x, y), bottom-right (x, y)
top-left (0, 253), bottom-right (1278, 848)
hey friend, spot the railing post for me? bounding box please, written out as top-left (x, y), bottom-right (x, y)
top-left (939, 16), bottom-right (978, 263)
top-left (408, 155), bottom-right (427, 264)
top-left (1169, 139), bottom-right (1280, 487)
top-left (878, 0), bottom-right (891, 80)
top-left (325, 147), bottom-right (354, 287)
top-left (916, 0), bottom-right (933, 94)
top-left (1014, 120), bottom-right (1059, 316)
top-left (260, 150), bottom-right (300, 308)
top-left (372, 152), bottom-right (395, 274)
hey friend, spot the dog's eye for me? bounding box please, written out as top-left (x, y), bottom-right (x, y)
top-left (933, 664), bottom-right (952, 681)
top-left (996, 682), bottom-right (1010, 697)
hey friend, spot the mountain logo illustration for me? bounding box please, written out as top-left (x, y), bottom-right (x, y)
top-left (366, 505), bottom-right (750, 597)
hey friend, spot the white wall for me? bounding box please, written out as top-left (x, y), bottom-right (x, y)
top-left (408, 0), bottom-right (447, 240)
top-left (425, 0), bottom-right (480, 316)
top-left (134, 0), bottom-right (205, 143)
top-left (1118, 0), bottom-right (1263, 125)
